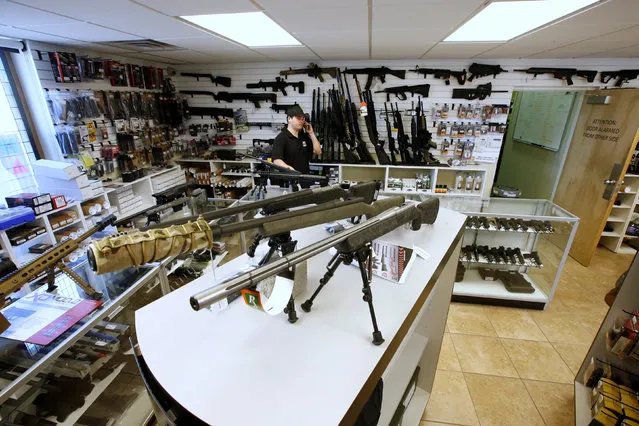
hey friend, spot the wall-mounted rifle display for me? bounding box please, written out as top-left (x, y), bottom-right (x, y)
top-left (452, 82), bottom-right (508, 100)
top-left (467, 63), bottom-right (508, 81)
top-left (180, 72), bottom-right (232, 87)
top-left (279, 63), bottom-right (339, 82)
top-left (410, 67), bottom-right (467, 85)
top-left (600, 69), bottom-right (639, 87)
top-left (246, 77), bottom-right (305, 96)
top-left (513, 67), bottom-right (598, 85)
top-left (343, 66), bottom-right (406, 90)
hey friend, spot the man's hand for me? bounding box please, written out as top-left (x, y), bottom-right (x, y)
top-left (305, 122), bottom-right (315, 136)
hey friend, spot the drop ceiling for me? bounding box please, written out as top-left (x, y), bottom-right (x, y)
top-left (0, 0), bottom-right (637, 64)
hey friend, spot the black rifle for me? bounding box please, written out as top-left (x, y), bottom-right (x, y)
top-left (375, 84), bottom-right (430, 101)
top-left (384, 103), bottom-right (398, 165)
top-left (410, 67), bottom-right (467, 85)
top-left (183, 102), bottom-right (233, 118)
top-left (392, 102), bottom-right (412, 164)
top-left (353, 75), bottom-right (390, 165)
top-left (343, 72), bottom-right (375, 164)
top-left (214, 92), bottom-right (276, 108)
top-left (467, 63), bottom-right (508, 81)
top-left (343, 66), bottom-right (406, 90)
top-left (601, 69), bottom-right (639, 87)
top-left (514, 67), bottom-right (598, 86)
top-left (328, 85), bottom-right (358, 163)
top-left (452, 82), bottom-right (508, 100)
top-left (180, 72), bottom-right (232, 87)
top-left (179, 90), bottom-right (216, 98)
top-left (279, 63), bottom-right (338, 82)
top-left (246, 77), bottom-right (305, 96)
top-left (271, 103), bottom-right (297, 113)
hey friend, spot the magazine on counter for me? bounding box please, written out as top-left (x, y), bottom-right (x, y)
top-left (0, 290), bottom-right (102, 345)
top-left (370, 239), bottom-right (416, 284)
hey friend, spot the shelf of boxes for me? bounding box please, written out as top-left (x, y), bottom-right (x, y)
top-left (600, 174), bottom-right (639, 253)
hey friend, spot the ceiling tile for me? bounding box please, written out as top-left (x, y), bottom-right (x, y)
top-left (0, 0), bottom-right (79, 26)
top-left (155, 36), bottom-right (242, 51)
top-left (133, 0), bottom-right (257, 16)
top-left (586, 43), bottom-right (639, 58)
top-left (127, 52), bottom-right (184, 64)
top-left (475, 42), bottom-right (545, 59)
top-left (267, 7), bottom-right (367, 33)
top-left (296, 31), bottom-right (368, 48)
top-left (372, 1), bottom-right (483, 36)
top-left (15, 22), bottom-right (138, 42)
top-left (373, 0), bottom-right (482, 4)
top-left (194, 49), bottom-right (270, 62)
top-left (13, 0), bottom-right (212, 39)
top-left (83, 43), bottom-right (139, 54)
top-left (142, 50), bottom-right (217, 63)
top-left (319, 52), bottom-right (370, 60)
top-left (554, 0), bottom-right (639, 26)
top-left (0, 24), bottom-right (78, 43)
top-left (422, 42), bottom-right (502, 59)
top-left (253, 46), bottom-right (319, 61)
top-left (527, 40), bottom-right (639, 59)
top-left (257, 0), bottom-right (367, 10)
top-left (372, 31), bottom-right (434, 58)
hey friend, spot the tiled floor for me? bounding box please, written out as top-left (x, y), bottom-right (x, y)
top-left (421, 247), bottom-right (634, 426)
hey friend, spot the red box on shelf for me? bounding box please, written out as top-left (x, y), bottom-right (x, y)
top-left (51, 195), bottom-right (67, 209)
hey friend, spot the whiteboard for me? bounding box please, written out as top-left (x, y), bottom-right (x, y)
top-left (512, 92), bottom-right (576, 152)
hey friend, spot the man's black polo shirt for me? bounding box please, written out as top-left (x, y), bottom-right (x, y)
top-left (272, 128), bottom-right (313, 173)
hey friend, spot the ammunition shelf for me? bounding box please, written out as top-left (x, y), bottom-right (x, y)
top-left (459, 253), bottom-right (543, 269)
top-left (52, 218), bottom-right (83, 233)
top-left (464, 225), bottom-right (553, 234)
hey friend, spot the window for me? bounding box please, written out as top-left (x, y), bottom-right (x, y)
top-left (0, 51), bottom-right (38, 206)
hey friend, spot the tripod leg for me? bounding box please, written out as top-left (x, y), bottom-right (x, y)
top-left (356, 247), bottom-right (384, 345)
top-left (283, 296), bottom-right (298, 323)
top-left (301, 251), bottom-right (342, 312)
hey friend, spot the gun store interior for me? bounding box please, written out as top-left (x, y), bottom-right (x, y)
top-left (0, 1), bottom-right (638, 425)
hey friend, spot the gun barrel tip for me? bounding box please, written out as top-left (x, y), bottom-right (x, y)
top-left (190, 297), bottom-right (200, 311)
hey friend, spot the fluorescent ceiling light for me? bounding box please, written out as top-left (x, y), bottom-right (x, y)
top-left (181, 12), bottom-right (300, 48)
top-left (445, 0), bottom-right (598, 42)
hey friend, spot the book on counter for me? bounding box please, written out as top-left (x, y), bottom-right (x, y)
top-left (0, 288), bottom-right (102, 345)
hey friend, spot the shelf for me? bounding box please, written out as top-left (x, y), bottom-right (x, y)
top-left (601, 231), bottom-right (622, 237)
top-left (618, 191), bottom-right (637, 195)
top-left (612, 205), bottom-right (632, 209)
top-left (53, 218), bottom-right (83, 233)
top-left (459, 251), bottom-right (543, 268)
top-left (617, 243), bottom-right (637, 254)
top-left (56, 362), bottom-right (127, 426)
top-left (624, 174), bottom-right (639, 178)
top-left (574, 381), bottom-right (592, 426)
top-left (401, 387), bottom-right (430, 426)
top-left (35, 201), bottom-right (79, 219)
top-left (464, 225), bottom-right (553, 234)
top-left (606, 217), bottom-right (626, 223)
top-left (10, 231), bottom-right (49, 248)
top-left (624, 234), bottom-right (639, 239)
top-left (454, 269), bottom-right (549, 304)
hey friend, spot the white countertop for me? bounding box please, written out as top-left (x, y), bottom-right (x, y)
top-left (136, 207), bottom-right (465, 426)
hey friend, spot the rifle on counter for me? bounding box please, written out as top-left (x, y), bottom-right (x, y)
top-left (514, 67), bottom-right (598, 85)
top-left (188, 196), bottom-right (440, 344)
top-left (246, 77), bottom-right (305, 96)
top-left (0, 215), bottom-right (117, 324)
top-left (353, 75), bottom-right (391, 165)
top-left (279, 63), bottom-right (339, 82)
top-left (180, 72), bottom-right (232, 87)
top-left (452, 82), bottom-right (508, 100)
top-left (214, 92), bottom-right (276, 108)
top-left (601, 69), bottom-right (639, 87)
top-left (410, 67), bottom-right (467, 85)
top-left (467, 63), bottom-right (508, 81)
top-left (375, 84), bottom-right (431, 101)
top-left (343, 66), bottom-right (406, 90)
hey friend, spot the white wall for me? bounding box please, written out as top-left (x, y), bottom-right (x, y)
top-left (170, 58), bottom-right (639, 196)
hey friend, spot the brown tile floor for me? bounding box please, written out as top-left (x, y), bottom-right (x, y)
top-left (421, 247), bottom-right (634, 426)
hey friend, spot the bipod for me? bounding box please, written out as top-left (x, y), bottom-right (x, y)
top-left (301, 243), bottom-right (384, 345)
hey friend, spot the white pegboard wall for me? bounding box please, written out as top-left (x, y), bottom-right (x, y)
top-left (171, 57), bottom-right (639, 155)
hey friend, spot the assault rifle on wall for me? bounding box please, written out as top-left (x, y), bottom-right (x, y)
top-left (214, 92), bottom-right (277, 108)
top-left (343, 66), bottom-right (406, 90)
top-left (246, 78), bottom-right (305, 96)
top-left (279, 63), bottom-right (339, 82)
top-left (467, 63), bottom-right (508, 81)
top-left (452, 82), bottom-right (508, 100)
top-left (180, 72), bottom-right (232, 87)
top-left (375, 84), bottom-right (431, 101)
top-left (410, 67), bottom-right (467, 85)
top-left (271, 103), bottom-right (298, 113)
top-left (600, 69), bottom-right (639, 87)
top-left (189, 197), bottom-right (440, 344)
top-left (513, 67), bottom-right (598, 86)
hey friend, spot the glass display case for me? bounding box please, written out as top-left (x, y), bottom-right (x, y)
top-left (0, 260), bottom-right (164, 425)
top-left (404, 195), bottom-right (579, 309)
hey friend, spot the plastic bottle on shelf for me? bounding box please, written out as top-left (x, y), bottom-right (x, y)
top-left (424, 174), bottom-right (431, 190)
top-left (474, 174), bottom-right (482, 192)
top-left (465, 174), bottom-right (473, 192)
top-left (456, 173), bottom-right (463, 191)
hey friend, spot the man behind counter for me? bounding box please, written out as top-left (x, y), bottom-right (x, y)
top-left (272, 105), bottom-right (321, 173)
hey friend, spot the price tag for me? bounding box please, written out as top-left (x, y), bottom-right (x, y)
top-left (391, 128), bottom-right (398, 139)
top-left (360, 102), bottom-right (368, 117)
